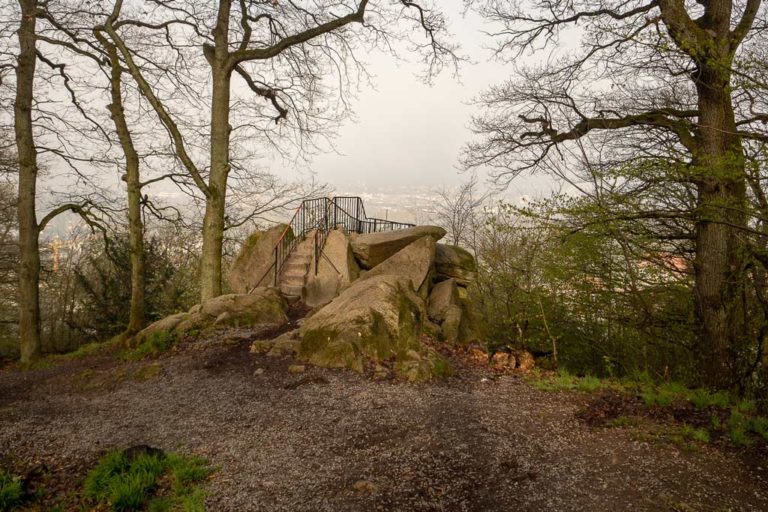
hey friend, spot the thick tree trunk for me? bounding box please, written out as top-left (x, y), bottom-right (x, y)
top-left (105, 44), bottom-right (145, 335)
top-left (200, 67), bottom-right (231, 301)
top-left (199, 0), bottom-right (232, 302)
top-left (692, 64), bottom-right (747, 388)
top-left (14, 0), bottom-right (41, 363)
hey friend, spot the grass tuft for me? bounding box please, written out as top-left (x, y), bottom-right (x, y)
top-left (84, 449), bottom-right (211, 511)
top-left (0, 471), bottom-right (24, 511)
top-left (122, 331), bottom-right (175, 361)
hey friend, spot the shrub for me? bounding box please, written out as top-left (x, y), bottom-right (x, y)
top-left (0, 472), bottom-right (24, 511)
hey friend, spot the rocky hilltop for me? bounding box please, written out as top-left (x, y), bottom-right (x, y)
top-left (135, 225), bottom-right (480, 380)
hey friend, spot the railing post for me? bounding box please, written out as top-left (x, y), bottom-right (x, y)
top-left (273, 246), bottom-right (278, 287)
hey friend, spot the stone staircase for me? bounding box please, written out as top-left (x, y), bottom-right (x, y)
top-left (249, 197), bottom-right (415, 298)
top-left (278, 231), bottom-right (315, 299)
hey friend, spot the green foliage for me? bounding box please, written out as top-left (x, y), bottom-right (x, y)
top-left (677, 424), bottom-right (710, 444)
top-left (431, 357), bottom-right (454, 379)
top-left (122, 331), bottom-right (175, 361)
top-left (84, 450), bottom-right (211, 511)
top-left (0, 471), bottom-right (24, 511)
top-left (640, 382), bottom-right (690, 407)
top-left (69, 234), bottom-right (199, 343)
top-left (607, 415), bottom-right (639, 428)
top-left (532, 369), bottom-right (607, 393)
top-left (576, 375), bottom-right (602, 392)
top-left (726, 411), bottom-right (768, 446)
top-left (533, 370), bottom-right (768, 447)
top-left (474, 197), bottom-right (699, 383)
top-left (690, 389), bottom-right (731, 409)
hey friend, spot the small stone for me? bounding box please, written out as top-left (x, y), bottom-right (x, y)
top-left (405, 349), bottom-right (422, 361)
top-left (491, 352), bottom-right (511, 366)
top-left (468, 346), bottom-right (488, 362)
top-left (373, 364), bottom-right (390, 380)
top-left (250, 340), bottom-right (275, 353)
top-left (288, 365), bottom-right (305, 373)
top-left (353, 479), bottom-right (377, 493)
top-left (253, 368), bottom-right (264, 376)
top-left (514, 350), bottom-right (535, 371)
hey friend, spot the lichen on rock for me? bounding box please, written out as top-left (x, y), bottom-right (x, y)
top-left (298, 274), bottom-right (449, 379)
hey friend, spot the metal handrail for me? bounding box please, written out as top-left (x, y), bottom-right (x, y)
top-left (250, 196), bottom-right (414, 291)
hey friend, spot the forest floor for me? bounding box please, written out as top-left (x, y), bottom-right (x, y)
top-left (1, 324), bottom-right (767, 511)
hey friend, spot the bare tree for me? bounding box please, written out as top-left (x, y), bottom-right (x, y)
top-left (433, 173), bottom-right (488, 249)
top-left (465, 0), bottom-right (768, 387)
top-left (13, 0), bottom-right (40, 362)
top-left (101, 0), bottom-right (457, 301)
top-left (3, 0), bottom-right (118, 360)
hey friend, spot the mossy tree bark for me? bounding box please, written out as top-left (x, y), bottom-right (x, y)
top-left (14, 0), bottom-right (41, 363)
top-left (467, 0), bottom-right (766, 388)
top-left (99, 34), bottom-right (146, 335)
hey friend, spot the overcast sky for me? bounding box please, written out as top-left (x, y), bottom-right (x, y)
top-left (282, 0), bottom-right (556, 212)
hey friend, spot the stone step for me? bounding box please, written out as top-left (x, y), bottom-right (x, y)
top-left (283, 261), bottom-right (309, 274)
top-left (286, 252), bottom-right (312, 263)
top-left (280, 273), bottom-right (306, 285)
top-left (280, 283), bottom-right (303, 297)
top-left (293, 243), bottom-right (314, 253)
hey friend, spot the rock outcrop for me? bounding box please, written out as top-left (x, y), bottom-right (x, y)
top-left (228, 218), bottom-right (482, 380)
top-left (359, 235), bottom-right (435, 292)
top-left (134, 288), bottom-right (288, 343)
top-left (434, 243), bottom-right (477, 286)
top-left (228, 224), bottom-right (291, 293)
top-left (427, 278), bottom-right (460, 324)
top-left (303, 230), bottom-right (359, 308)
top-left (298, 274), bottom-right (446, 379)
top-left (350, 225), bottom-right (446, 269)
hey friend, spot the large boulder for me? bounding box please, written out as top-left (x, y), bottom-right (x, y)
top-left (426, 278), bottom-right (481, 345)
top-left (441, 304), bottom-right (463, 344)
top-left (304, 229), bottom-right (360, 308)
top-left (350, 225), bottom-right (446, 269)
top-left (427, 278), bottom-right (460, 324)
top-left (434, 244), bottom-right (477, 286)
top-left (228, 224), bottom-right (291, 293)
top-left (298, 274), bottom-right (448, 379)
top-left (134, 288), bottom-right (288, 343)
top-left (201, 288), bottom-right (288, 329)
top-left (359, 235), bottom-right (435, 291)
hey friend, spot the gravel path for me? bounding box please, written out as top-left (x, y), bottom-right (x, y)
top-left (1, 333), bottom-right (766, 511)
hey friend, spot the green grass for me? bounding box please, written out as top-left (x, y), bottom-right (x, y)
top-left (532, 370), bottom-right (768, 448)
top-left (532, 369), bottom-right (606, 393)
top-left (0, 471), bottom-right (24, 511)
top-left (640, 381), bottom-right (689, 407)
top-left (84, 449), bottom-right (212, 511)
top-left (56, 342), bottom-right (108, 360)
top-left (576, 374), bottom-right (602, 392)
top-left (689, 389), bottom-right (731, 409)
top-left (606, 415), bottom-right (640, 428)
top-left (122, 331), bottom-right (175, 361)
top-left (431, 357), bottom-right (454, 379)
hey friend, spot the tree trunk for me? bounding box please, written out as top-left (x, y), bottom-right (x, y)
top-left (692, 63), bottom-right (747, 388)
top-left (14, 0), bottom-right (41, 363)
top-left (199, 0), bottom-right (232, 302)
top-left (105, 43), bottom-right (145, 335)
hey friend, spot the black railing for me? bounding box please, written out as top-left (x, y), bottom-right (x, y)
top-left (251, 196), bottom-right (414, 290)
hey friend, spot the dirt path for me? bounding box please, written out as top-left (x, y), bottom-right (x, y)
top-left (1, 333), bottom-right (766, 511)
